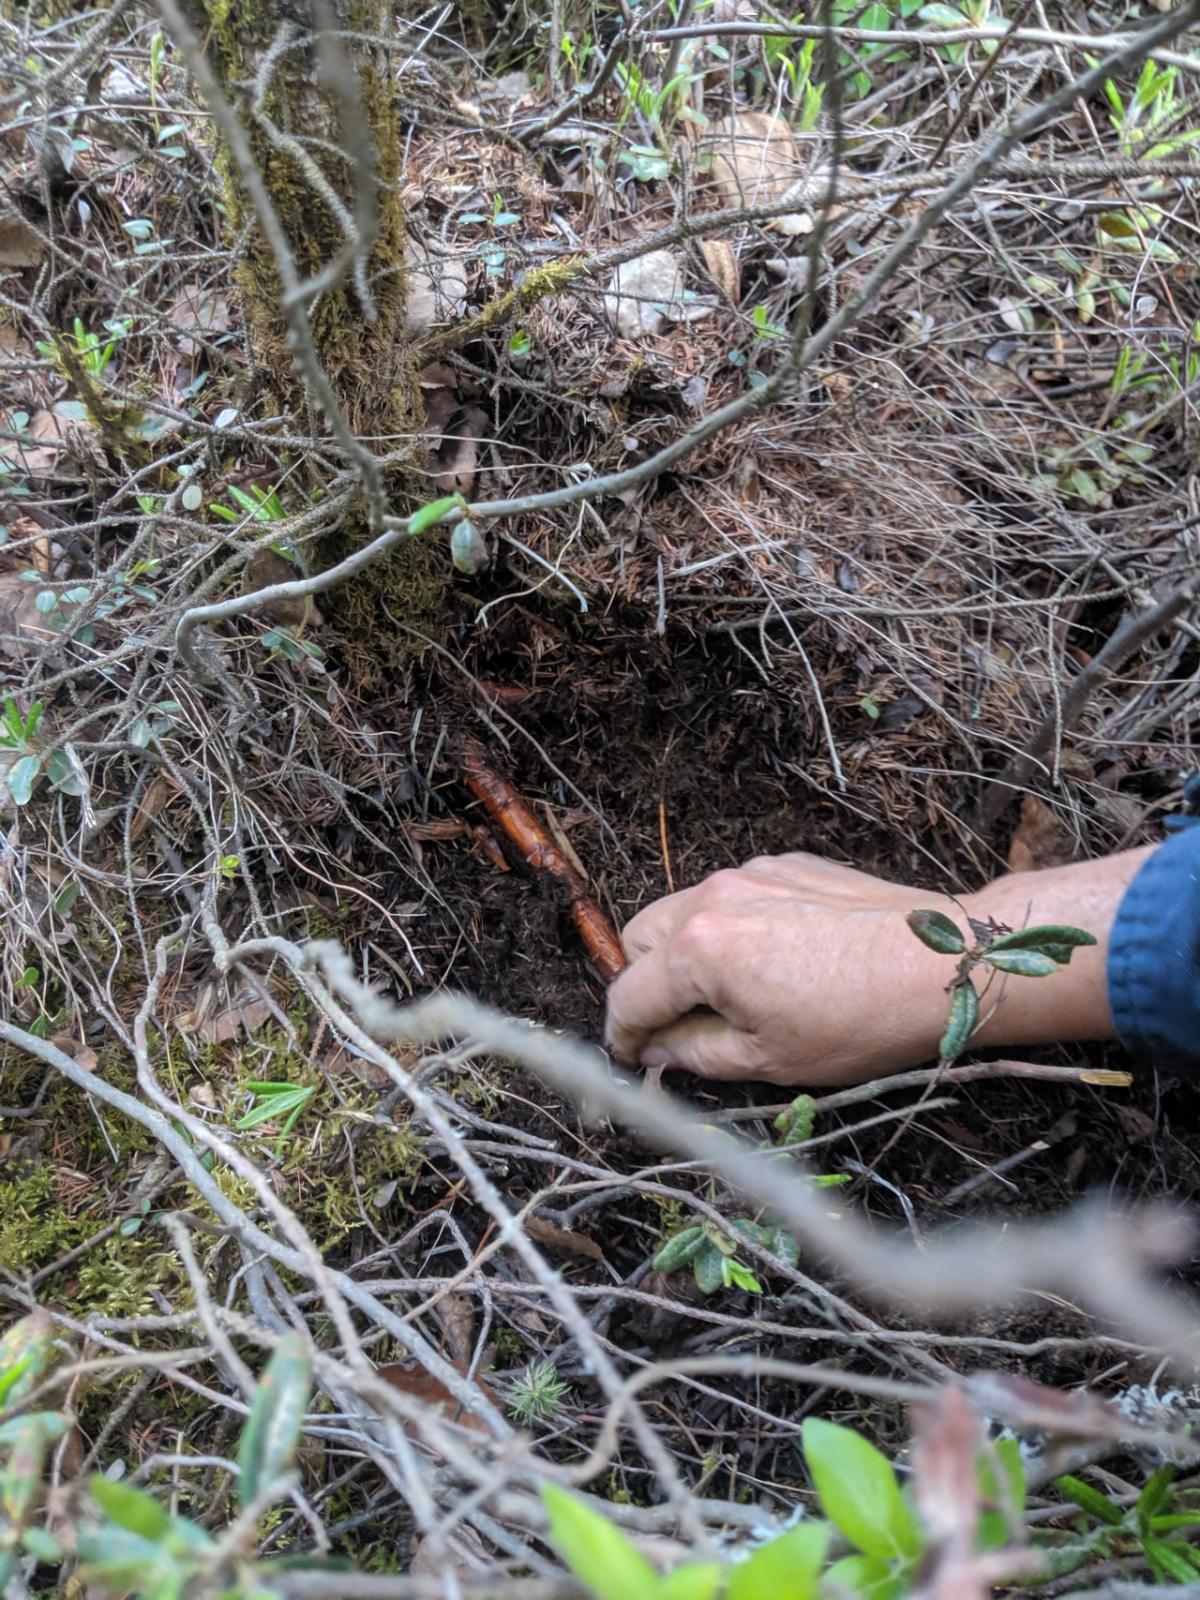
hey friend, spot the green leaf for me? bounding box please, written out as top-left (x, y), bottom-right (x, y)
top-left (938, 980), bottom-right (979, 1061)
top-left (407, 493), bottom-right (467, 536)
top-left (774, 1094), bottom-right (816, 1144)
top-left (0, 1410), bottom-right (70, 1447)
top-left (918, 1), bottom-right (966, 22)
top-left (2, 1416), bottom-right (53, 1521)
top-left (728, 1520), bottom-right (829, 1600)
top-left (237, 1332), bottom-right (312, 1508)
top-left (450, 518), bottom-right (488, 574)
top-left (982, 948), bottom-right (1059, 977)
top-left (541, 1483), bottom-right (659, 1600)
top-left (905, 909), bottom-right (965, 955)
top-left (659, 1561), bottom-right (723, 1600)
top-left (802, 1418), bottom-right (921, 1561)
top-left (7, 753), bottom-right (40, 805)
top-left (722, 1258), bottom-right (762, 1293)
top-left (90, 1474), bottom-right (171, 1540)
top-left (22, 1525), bottom-right (64, 1561)
top-left (1137, 1465), bottom-right (1177, 1530)
top-left (235, 1085), bottom-right (314, 1130)
top-left (652, 1226), bottom-right (706, 1273)
top-left (1144, 1538), bottom-right (1197, 1584)
top-left (978, 1437), bottom-right (1026, 1516)
top-left (693, 1242), bottom-right (726, 1295)
top-left (0, 1310), bottom-right (55, 1410)
top-left (1054, 1474), bottom-right (1123, 1526)
top-left (987, 925), bottom-right (1096, 957)
top-left (822, 1553), bottom-right (900, 1599)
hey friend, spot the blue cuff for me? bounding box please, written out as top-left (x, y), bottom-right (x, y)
top-left (1108, 826), bottom-right (1200, 1073)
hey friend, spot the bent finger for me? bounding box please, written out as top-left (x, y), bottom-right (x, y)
top-left (639, 1012), bottom-right (764, 1082)
top-left (604, 942), bottom-right (708, 1064)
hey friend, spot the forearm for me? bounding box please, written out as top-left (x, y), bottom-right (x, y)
top-left (960, 848), bottom-right (1154, 1050)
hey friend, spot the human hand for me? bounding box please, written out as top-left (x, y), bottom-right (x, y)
top-left (604, 849), bottom-right (1134, 1086)
top-left (604, 853), bottom-right (953, 1085)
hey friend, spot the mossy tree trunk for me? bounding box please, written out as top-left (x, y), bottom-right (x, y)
top-left (195, 0), bottom-right (442, 681)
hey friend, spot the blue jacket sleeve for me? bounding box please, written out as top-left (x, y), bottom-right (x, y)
top-left (1108, 825), bottom-right (1200, 1072)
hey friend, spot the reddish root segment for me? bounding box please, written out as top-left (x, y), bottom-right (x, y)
top-left (459, 737), bottom-right (628, 983)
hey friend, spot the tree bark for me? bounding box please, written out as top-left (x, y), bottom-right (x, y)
top-left (195, 0), bottom-right (441, 683)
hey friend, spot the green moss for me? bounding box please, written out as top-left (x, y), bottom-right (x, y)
top-left (69, 1233), bottom-right (182, 1319)
top-left (0, 1164), bottom-right (91, 1274)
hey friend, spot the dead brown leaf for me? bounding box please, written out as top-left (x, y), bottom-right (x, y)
top-left (698, 237), bottom-right (741, 302)
top-left (128, 773), bottom-right (180, 843)
top-left (704, 111), bottom-right (813, 235)
top-left (1006, 794), bottom-right (1074, 873)
top-left (434, 1292), bottom-right (477, 1365)
top-left (405, 240), bottom-right (468, 334)
top-left (167, 282), bottom-right (231, 356)
top-left (376, 1358), bottom-right (497, 1434)
top-left (3, 403), bottom-right (103, 479)
top-left (175, 992), bottom-right (272, 1043)
top-left (0, 212), bottom-right (43, 268)
top-left (524, 1213), bottom-right (607, 1266)
top-left (0, 568), bottom-right (53, 663)
top-left (432, 405), bottom-right (487, 497)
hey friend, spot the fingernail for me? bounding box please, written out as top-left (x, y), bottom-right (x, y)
top-left (640, 1046), bottom-right (677, 1071)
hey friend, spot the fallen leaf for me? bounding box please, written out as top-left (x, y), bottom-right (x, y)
top-left (1006, 794), bottom-right (1073, 873)
top-left (376, 1358), bottom-right (498, 1434)
top-left (405, 240), bottom-right (468, 334)
top-left (604, 250), bottom-right (685, 338)
top-left (704, 111), bottom-right (813, 235)
top-left (435, 1292), bottom-right (477, 1365)
top-left (176, 993), bottom-right (272, 1043)
top-left (2, 402), bottom-right (103, 479)
top-left (0, 569), bottom-right (53, 662)
top-left (167, 281), bottom-right (231, 356)
top-left (698, 237), bottom-right (741, 302)
top-left (128, 773), bottom-right (179, 843)
top-left (0, 212), bottom-right (43, 268)
top-left (524, 1213), bottom-right (607, 1265)
top-left (433, 404), bottom-right (487, 496)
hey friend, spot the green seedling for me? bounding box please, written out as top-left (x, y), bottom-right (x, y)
top-left (508, 1360), bottom-right (571, 1426)
top-left (907, 909), bottom-right (1096, 1063)
top-left (35, 317), bottom-right (129, 380)
top-left (235, 1079), bottom-right (317, 1157)
top-left (0, 697), bottom-right (82, 807)
top-left (763, 33), bottom-right (825, 129)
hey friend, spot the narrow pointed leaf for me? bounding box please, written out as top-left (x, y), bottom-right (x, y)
top-left (407, 493), bottom-right (466, 536)
top-left (237, 1332), bottom-right (312, 1508)
top-left (906, 910), bottom-right (965, 955)
top-left (235, 1085), bottom-right (313, 1130)
top-left (541, 1483), bottom-right (659, 1600)
top-left (728, 1520), bottom-right (829, 1600)
top-left (1054, 1474), bottom-right (1123, 1526)
top-left (938, 981), bottom-right (979, 1061)
top-left (983, 948), bottom-right (1059, 977)
top-left (802, 1418), bottom-right (921, 1560)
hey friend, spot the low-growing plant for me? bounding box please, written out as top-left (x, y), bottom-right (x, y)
top-left (0, 697), bottom-right (83, 806)
top-left (508, 1359), bottom-right (571, 1426)
top-left (234, 1077), bottom-right (317, 1157)
top-left (542, 1414), bottom-right (1027, 1600)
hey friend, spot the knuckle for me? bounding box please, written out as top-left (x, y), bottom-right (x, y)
top-left (674, 910), bottom-right (722, 964)
top-left (700, 867), bottom-right (744, 901)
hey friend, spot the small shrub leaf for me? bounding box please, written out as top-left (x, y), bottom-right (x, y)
top-left (407, 493), bottom-right (466, 536)
top-left (541, 1483), bottom-right (659, 1600)
top-left (693, 1241), bottom-right (726, 1295)
top-left (938, 981), bottom-right (979, 1061)
top-left (7, 753), bottom-right (40, 806)
top-left (652, 1226), bottom-right (706, 1273)
top-left (89, 1474), bottom-right (171, 1541)
top-left (728, 1520), bottom-right (828, 1600)
top-left (802, 1418), bottom-right (921, 1560)
top-left (905, 909), bottom-right (965, 955)
top-left (237, 1332), bottom-right (312, 1508)
top-left (987, 924), bottom-right (1096, 955)
top-left (0, 1310), bottom-right (55, 1411)
top-left (983, 948), bottom-right (1059, 977)
top-left (822, 1554), bottom-right (902, 1600)
top-left (658, 1561), bottom-right (724, 1600)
